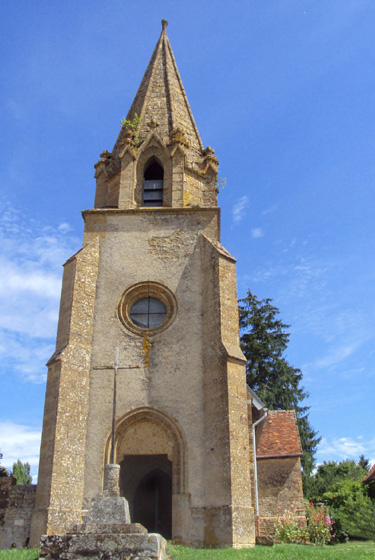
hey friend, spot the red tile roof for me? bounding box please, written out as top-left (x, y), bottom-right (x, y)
top-left (363, 463), bottom-right (375, 483)
top-left (256, 410), bottom-right (302, 458)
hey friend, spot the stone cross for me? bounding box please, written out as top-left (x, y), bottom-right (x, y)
top-left (93, 347), bottom-right (140, 464)
top-left (41, 464), bottom-right (167, 558)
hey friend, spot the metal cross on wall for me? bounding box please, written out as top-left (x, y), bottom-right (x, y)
top-left (93, 346), bottom-right (140, 464)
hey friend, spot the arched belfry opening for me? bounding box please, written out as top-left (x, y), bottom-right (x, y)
top-left (143, 159), bottom-right (164, 207)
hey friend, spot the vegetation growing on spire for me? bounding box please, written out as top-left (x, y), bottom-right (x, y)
top-left (216, 175), bottom-right (226, 191)
top-left (120, 113), bottom-right (143, 147)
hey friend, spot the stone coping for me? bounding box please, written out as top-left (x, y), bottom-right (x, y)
top-left (66, 522), bottom-right (147, 535)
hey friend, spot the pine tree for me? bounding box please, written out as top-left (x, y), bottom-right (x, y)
top-left (358, 454), bottom-right (371, 472)
top-left (0, 450), bottom-right (9, 477)
top-left (12, 459), bottom-right (32, 485)
top-left (239, 289), bottom-right (320, 478)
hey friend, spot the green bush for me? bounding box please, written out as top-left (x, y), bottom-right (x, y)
top-left (322, 480), bottom-right (375, 541)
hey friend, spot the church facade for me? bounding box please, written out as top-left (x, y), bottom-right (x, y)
top-left (28, 21), bottom-right (304, 549)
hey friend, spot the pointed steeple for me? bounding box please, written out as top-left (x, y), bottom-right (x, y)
top-left (94, 21), bottom-right (219, 211)
top-left (112, 20), bottom-right (203, 158)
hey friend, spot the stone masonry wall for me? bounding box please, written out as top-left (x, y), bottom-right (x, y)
top-left (0, 478), bottom-right (36, 549)
top-left (257, 457), bottom-right (305, 538)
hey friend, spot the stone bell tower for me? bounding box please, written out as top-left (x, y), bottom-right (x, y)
top-left (30, 20), bottom-right (255, 548)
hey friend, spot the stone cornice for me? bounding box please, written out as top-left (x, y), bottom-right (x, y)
top-left (82, 206), bottom-right (220, 219)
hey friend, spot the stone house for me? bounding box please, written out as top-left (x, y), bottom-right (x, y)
top-left (0, 21), bottom-right (306, 550)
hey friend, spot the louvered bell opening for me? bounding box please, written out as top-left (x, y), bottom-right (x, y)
top-left (143, 180), bottom-right (163, 206)
top-left (143, 161), bottom-right (164, 207)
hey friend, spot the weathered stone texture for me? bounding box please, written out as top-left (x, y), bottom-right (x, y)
top-left (116, 23), bottom-right (202, 157)
top-left (41, 464), bottom-right (166, 559)
top-left (257, 457), bottom-right (305, 538)
top-left (30, 240), bottom-right (100, 546)
top-left (95, 25), bottom-right (218, 212)
top-left (200, 235), bottom-right (255, 547)
top-left (40, 532), bottom-right (166, 560)
top-left (0, 478), bottom-right (36, 549)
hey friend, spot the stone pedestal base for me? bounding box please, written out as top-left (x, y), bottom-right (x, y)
top-left (39, 465), bottom-right (167, 559)
top-left (40, 528), bottom-right (166, 560)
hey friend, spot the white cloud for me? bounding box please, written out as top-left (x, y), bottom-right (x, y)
top-left (311, 343), bottom-right (360, 370)
top-left (58, 222), bottom-right (72, 234)
top-left (0, 421), bottom-right (42, 481)
top-left (0, 201), bottom-right (79, 382)
top-left (0, 332), bottom-right (53, 382)
top-left (261, 205), bottom-right (277, 215)
top-left (0, 257), bottom-right (61, 298)
top-left (232, 196), bottom-right (249, 223)
top-left (247, 249), bottom-right (374, 348)
top-left (251, 228), bottom-right (263, 238)
top-left (317, 436), bottom-right (375, 464)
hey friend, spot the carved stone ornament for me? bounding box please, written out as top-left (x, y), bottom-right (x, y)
top-left (169, 126), bottom-right (190, 148)
top-left (202, 146), bottom-right (219, 166)
top-left (94, 150), bottom-right (112, 170)
top-left (147, 117), bottom-right (160, 129)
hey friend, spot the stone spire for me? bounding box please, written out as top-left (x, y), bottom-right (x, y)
top-left (112, 20), bottom-right (203, 159)
top-left (94, 21), bottom-right (219, 210)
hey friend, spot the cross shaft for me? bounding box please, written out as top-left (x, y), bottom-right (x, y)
top-left (93, 347), bottom-right (140, 464)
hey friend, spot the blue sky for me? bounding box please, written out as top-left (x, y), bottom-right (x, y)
top-left (1, 1), bottom-right (374, 480)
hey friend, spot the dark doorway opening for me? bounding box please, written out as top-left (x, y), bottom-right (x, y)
top-left (120, 454), bottom-right (172, 539)
top-left (134, 468), bottom-right (172, 538)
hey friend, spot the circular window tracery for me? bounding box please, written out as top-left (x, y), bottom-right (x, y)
top-left (118, 282), bottom-right (176, 335)
top-left (130, 297), bottom-right (167, 329)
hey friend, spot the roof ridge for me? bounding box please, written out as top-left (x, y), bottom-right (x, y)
top-left (164, 32), bottom-right (203, 150)
top-left (126, 26), bottom-right (164, 123)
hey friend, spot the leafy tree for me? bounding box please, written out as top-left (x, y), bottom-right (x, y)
top-left (306, 458), bottom-right (369, 499)
top-left (239, 290), bottom-right (320, 479)
top-left (0, 450), bottom-right (9, 477)
top-left (12, 459), bottom-right (32, 485)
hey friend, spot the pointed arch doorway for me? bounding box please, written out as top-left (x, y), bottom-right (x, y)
top-left (120, 455), bottom-right (172, 539)
top-left (112, 407), bottom-right (187, 541)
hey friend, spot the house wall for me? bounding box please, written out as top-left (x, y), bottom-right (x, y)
top-left (0, 478), bottom-right (36, 549)
top-left (257, 456), bottom-right (305, 538)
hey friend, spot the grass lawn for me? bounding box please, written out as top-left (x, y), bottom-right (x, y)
top-left (0, 541), bottom-right (373, 559)
top-left (167, 540), bottom-right (375, 559)
top-left (0, 551), bottom-right (39, 560)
